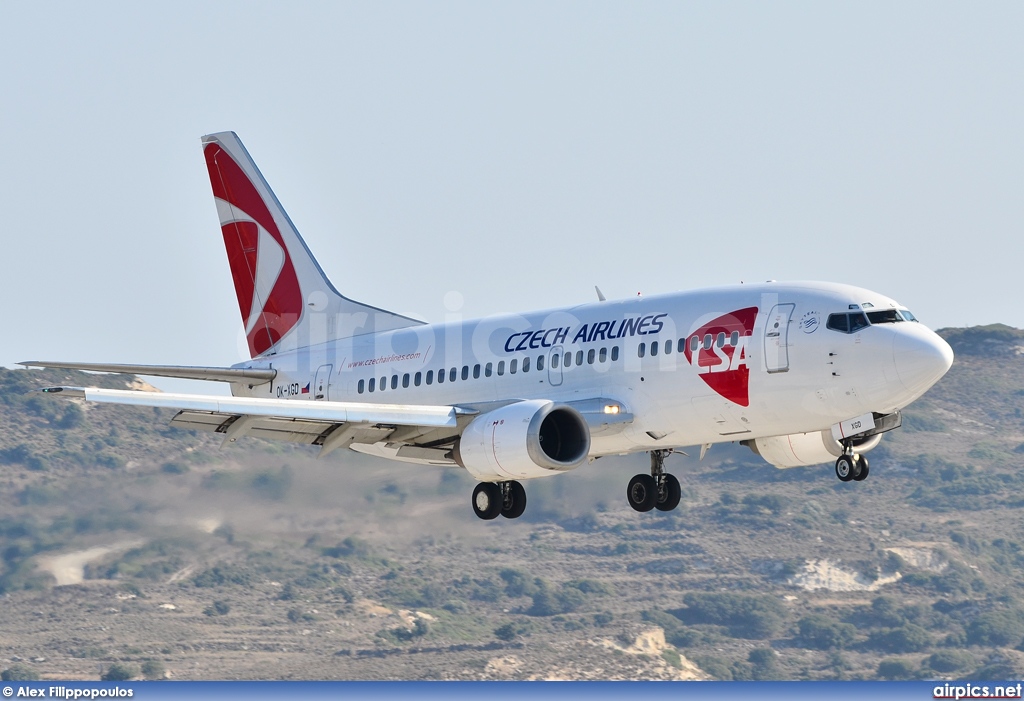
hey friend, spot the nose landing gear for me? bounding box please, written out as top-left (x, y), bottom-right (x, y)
top-left (627, 449), bottom-right (682, 512)
top-left (835, 446), bottom-right (870, 482)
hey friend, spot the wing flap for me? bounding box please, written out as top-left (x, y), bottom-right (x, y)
top-left (38, 387), bottom-right (462, 427)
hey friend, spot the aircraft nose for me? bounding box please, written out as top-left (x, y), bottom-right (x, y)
top-left (892, 326), bottom-right (954, 396)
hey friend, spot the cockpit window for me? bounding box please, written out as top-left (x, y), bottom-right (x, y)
top-left (827, 312), bottom-right (870, 334)
top-left (826, 314), bottom-right (849, 333)
top-left (849, 313), bottom-right (869, 332)
top-left (900, 309), bottom-right (918, 322)
top-left (867, 309), bottom-right (903, 324)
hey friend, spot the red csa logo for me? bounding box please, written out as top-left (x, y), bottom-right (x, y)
top-left (682, 307), bottom-right (758, 407)
top-left (204, 143), bottom-right (303, 357)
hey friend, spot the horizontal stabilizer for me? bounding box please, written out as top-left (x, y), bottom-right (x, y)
top-left (37, 386), bottom-right (465, 427)
top-left (21, 361), bottom-right (276, 384)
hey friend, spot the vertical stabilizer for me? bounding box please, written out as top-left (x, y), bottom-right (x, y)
top-left (202, 131), bottom-right (422, 358)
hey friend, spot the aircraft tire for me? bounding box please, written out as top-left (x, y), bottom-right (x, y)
top-left (627, 474), bottom-right (658, 512)
top-left (835, 455), bottom-right (855, 482)
top-left (655, 474), bottom-right (682, 512)
top-left (853, 455), bottom-right (870, 481)
top-left (472, 482), bottom-right (503, 520)
top-left (501, 481), bottom-right (528, 519)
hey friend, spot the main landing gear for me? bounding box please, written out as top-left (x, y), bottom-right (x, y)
top-left (471, 480), bottom-right (527, 520)
top-left (835, 446), bottom-right (870, 483)
top-left (627, 449), bottom-right (681, 513)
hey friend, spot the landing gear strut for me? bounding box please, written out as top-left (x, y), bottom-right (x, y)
top-left (471, 480), bottom-right (527, 520)
top-left (627, 449), bottom-right (681, 512)
top-left (835, 443), bottom-right (870, 482)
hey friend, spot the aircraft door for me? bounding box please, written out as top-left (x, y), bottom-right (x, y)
top-left (548, 346), bottom-right (564, 387)
top-left (763, 304), bottom-right (795, 374)
top-left (313, 364), bottom-right (333, 400)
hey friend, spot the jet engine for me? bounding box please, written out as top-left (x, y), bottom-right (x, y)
top-left (743, 430), bottom-right (882, 469)
top-left (453, 399), bottom-right (591, 481)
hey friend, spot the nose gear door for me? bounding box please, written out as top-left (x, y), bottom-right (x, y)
top-left (764, 304), bottom-right (795, 374)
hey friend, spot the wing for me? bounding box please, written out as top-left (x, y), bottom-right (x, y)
top-left (21, 361), bottom-right (275, 385)
top-left (39, 386), bottom-right (474, 461)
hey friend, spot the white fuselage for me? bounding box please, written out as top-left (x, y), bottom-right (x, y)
top-left (230, 281), bottom-right (952, 461)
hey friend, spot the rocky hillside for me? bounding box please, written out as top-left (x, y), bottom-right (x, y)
top-left (0, 326), bottom-right (1023, 682)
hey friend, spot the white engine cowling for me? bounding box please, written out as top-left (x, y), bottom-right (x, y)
top-left (745, 430), bottom-right (882, 469)
top-left (453, 399), bottom-right (591, 481)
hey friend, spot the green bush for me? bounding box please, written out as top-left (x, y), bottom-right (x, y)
top-left (2, 664), bottom-right (40, 681)
top-left (926, 650), bottom-right (974, 673)
top-left (966, 612), bottom-right (1024, 647)
top-left (877, 658), bottom-right (916, 680)
top-left (674, 592), bottom-right (786, 639)
top-left (867, 624), bottom-right (932, 653)
top-left (140, 660), bottom-right (165, 680)
top-left (203, 600), bottom-right (231, 616)
top-left (101, 663), bottom-right (138, 681)
top-left (797, 614), bottom-right (856, 650)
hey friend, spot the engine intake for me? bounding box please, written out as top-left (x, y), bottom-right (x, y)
top-left (454, 400), bottom-right (591, 481)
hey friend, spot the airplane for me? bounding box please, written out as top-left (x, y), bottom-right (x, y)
top-left (24, 132), bottom-right (954, 521)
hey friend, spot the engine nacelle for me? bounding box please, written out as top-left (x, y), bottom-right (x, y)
top-left (744, 430), bottom-right (882, 469)
top-left (453, 400), bottom-right (591, 481)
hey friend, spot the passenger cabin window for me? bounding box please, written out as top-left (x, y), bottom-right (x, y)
top-left (651, 341), bottom-right (659, 356)
top-left (391, 375), bottom-right (398, 390)
top-left (450, 368), bottom-right (457, 382)
top-left (703, 335), bottom-right (712, 350)
top-left (414, 372), bottom-right (421, 386)
top-left (358, 379), bottom-right (365, 394)
top-left (485, 362), bottom-right (493, 377)
top-left (437, 368), bottom-right (445, 383)
top-left (497, 360), bottom-right (505, 376)
top-left (426, 370), bottom-right (434, 385)
top-left (588, 349), bottom-right (596, 364)
top-left (690, 336), bottom-right (699, 352)
top-left (665, 339), bottom-right (673, 354)
top-left (716, 332), bottom-right (725, 348)
top-left (564, 352), bottom-right (571, 367)
top-left (536, 355), bottom-right (544, 371)
top-left (510, 359), bottom-right (518, 374)
top-left (551, 353), bottom-right (559, 369)
top-left (473, 364), bottom-right (481, 379)
top-left (575, 350), bottom-right (583, 366)
top-left (730, 331), bottom-right (739, 346)
top-left (523, 357), bottom-right (531, 372)
top-left (380, 376), bottom-right (387, 391)
top-left (368, 377), bottom-right (376, 392)
top-left (402, 373), bottom-right (410, 388)
top-left (611, 346), bottom-right (619, 361)
top-left (461, 365), bottom-right (469, 381)
top-left (638, 343), bottom-right (646, 358)
top-left (599, 347), bottom-right (607, 363)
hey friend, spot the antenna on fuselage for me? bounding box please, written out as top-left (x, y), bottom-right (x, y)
top-left (595, 286), bottom-right (606, 302)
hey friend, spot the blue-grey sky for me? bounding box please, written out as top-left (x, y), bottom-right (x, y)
top-left (3, 2), bottom-right (1022, 389)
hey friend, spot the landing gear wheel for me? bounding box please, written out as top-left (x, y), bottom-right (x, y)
top-left (853, 455), bottom-right (870, 481)
top-left (655, 473), bottom-right (681, 512)
top-left (835, 455), bottom-right (855, 482)
top-left (501, 481), bottom-right (527, 519)
top-left (627, 474), bottom-right (658, 512)
top-left (472, 482), bottom-right (502, 520)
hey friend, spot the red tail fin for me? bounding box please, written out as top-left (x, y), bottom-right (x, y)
top-left (201, 132), bottom-right (422, 357)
